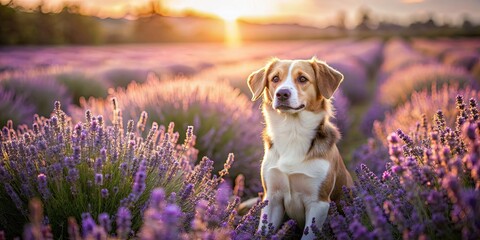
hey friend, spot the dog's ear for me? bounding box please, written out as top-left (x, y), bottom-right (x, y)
top-left (247, 68), bottom-right (266, 101)
top-left (247, 59), bottom-right (276, 101)
top-left (310, 57), bottom-right (344, 99)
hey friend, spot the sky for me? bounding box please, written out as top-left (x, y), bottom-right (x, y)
top-left (4, 0), bottom-right (480, 27)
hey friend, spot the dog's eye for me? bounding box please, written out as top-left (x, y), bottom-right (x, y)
top-left (298, 76), bottom-right (308, 83)
top-left (272, 76), bottom-right (280, 83)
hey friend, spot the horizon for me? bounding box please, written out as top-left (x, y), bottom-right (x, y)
top-left (2, 0), bottom-right (480, 28)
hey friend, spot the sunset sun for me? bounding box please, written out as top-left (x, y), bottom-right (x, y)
top-left (195, 3), bottom-right (242, 46)
top-left (210, 5), bottom-right (243, 21)
top-left (163, 0), bottom-right (274, 21)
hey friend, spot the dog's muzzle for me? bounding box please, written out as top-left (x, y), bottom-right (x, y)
top-left (276, 89), bottom-right (291, 101)
top-left (274, 88), bottom-right (305, 111)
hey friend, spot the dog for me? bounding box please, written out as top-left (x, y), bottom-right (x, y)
top-left (247, 57), bottom-right (353, 239)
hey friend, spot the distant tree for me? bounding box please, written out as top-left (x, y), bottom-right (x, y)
top-left (134, 15), bottom-right (176, 42)
top-left (424, 13), bottom-right (436, 28)
top-left (59, 6), bottom-right (102, 45)
top-left (462, 14), bottom-right (474, 30)
top-left (356, 7), bottom-right (372, 31)
top-left (336, 10), bottom-right (346, 30)
top-left (10, 6), bottom-right (39, 44)
top-left (409, 13), bottom-right (437, 31)
top-left (0, 2), bottom-right (102, 45)
top-left (0, 1), bottom-right (18, 45)
top-left (34, 4), bottom-right (65, 44)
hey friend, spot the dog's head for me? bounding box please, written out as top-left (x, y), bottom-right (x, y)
top-left (247, 57), bottom-right (344, 114)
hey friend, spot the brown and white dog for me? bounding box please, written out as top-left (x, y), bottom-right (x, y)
top-left (247, 57), bottom-right (353, 239)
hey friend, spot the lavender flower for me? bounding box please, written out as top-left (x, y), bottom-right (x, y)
top-left (37, 174), bottom-right (50, 200)
top-left (329, 59), bottom-right (369, 103)
top-left (74, 77), bottom-right (263, 195)
top-left (271, 220), bottom-right (298, 240)
top-left (132, 160), bottom-right (147, 196)
top-left (94, 174), bottom-right (103, 186)
top-left (380, 39), bottom-right (434, 78)
top-left (98, 213), bottom-right (111, 233)
top-left (1, 100), bottom-right (244, 237)
top-left (160, 204), bottom-right (182, 240)
top-left (331, 88), bottom-right (351, 135)
top-left (180, 183), bottom-right (194, 201)
top-left (374, 85), bottom-right (479, 144)
top-left (0, 87), bottom-right (35, 127)
top-left (101, 189), bottom-right (109, 198)
top-left (81, 213), bottom-right (96, 238)
top-left (150, 188), bottom-right (166, 209)
top-left (116, 207), bottom-right (131, 239)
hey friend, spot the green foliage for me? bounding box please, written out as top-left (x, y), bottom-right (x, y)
top-left (55, 72), bottom-right (108, 105)
top-left (0, 76), bottom-right (72, 118)
top-left (0, 3), bottom-right (101, 45)
top-left (0, 2), bottom-right (19, 45)
top-left (102, 68), bottom-right (149, 89)
top-left (473, 61), bottom-right (480, 81)
top-left (0, 88), bottom-right (35, 127)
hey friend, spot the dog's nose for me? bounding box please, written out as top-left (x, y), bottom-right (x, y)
top-left (276, 89), bottom-right (291, 101)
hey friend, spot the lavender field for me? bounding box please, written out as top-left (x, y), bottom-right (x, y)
top-left (1, 37), bottom-right (480, 239)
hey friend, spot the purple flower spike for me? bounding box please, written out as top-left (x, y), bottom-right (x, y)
top-left (101, 189), bottom-right (109, 198)
top-left (466, 122), bottom-right (477, 141)
top-left (67, 168), bottom-right (79, 184)
top-left (91, 226), bottom-right (107, 240)
top-left (37, 173), bottom-right (51, 200)
top-left (442, 174), bottom-right (461, 203)
top-left (95, 173), bottom-right (103, 186)
top-left (180, 183), bottom-right (194, 201)
top-left (349, 219), bottom-right (369, 240)
top-left (132, 160), bottom-right (147, 196)
top-left (150, 188), bottom-right (166, 209)
top-left (216, 182), bottom-right (231, 210)
top-left (81, 213), bottom-right (96, 238)
top-left (116, 207), bottom-right (131, 239)
top-left (162, 204), bottom-right (182, 240)
top-left (98, 213), bottom-right (111, 233)
top-left (4, 183), bottom-right (25, 213)
top-left (94, 158), bottom-right (103, 173)
top-left (100, 148), bottom-right (107, 162)
top-left (119, 163), bottom-right (128, 176)
top-left (163, 204), bottom-right (182, 226)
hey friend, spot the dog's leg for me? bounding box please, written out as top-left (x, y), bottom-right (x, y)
top-left (257, 193), bottom-right (284, 233)
top-left (301, 201), bottom-right (330, 240)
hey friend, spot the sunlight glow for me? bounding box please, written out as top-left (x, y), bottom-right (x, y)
top-left (224, 20), bottom-right (241, 47)
top-left (216, 11), bottom-right (241, 22)
top-left (163, 0), bottom-right (276, 20)
top-left (7, 0), bottom-right (480, 28)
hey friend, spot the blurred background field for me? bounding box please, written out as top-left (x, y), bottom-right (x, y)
top-left (1, 0), bottom-right (480, 239)
top-left (2, 32), bottom-right (479, 168)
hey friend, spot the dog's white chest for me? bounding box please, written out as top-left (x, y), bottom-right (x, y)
top-left (264, 149), bottom-right (330, 223)
top-left (274, 154), bottom-right (329, 177)
top-left (262, 109), bottom-right (332, 223)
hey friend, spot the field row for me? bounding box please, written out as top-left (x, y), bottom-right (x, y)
top-left (1, 38), bottom-right (480, 239)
